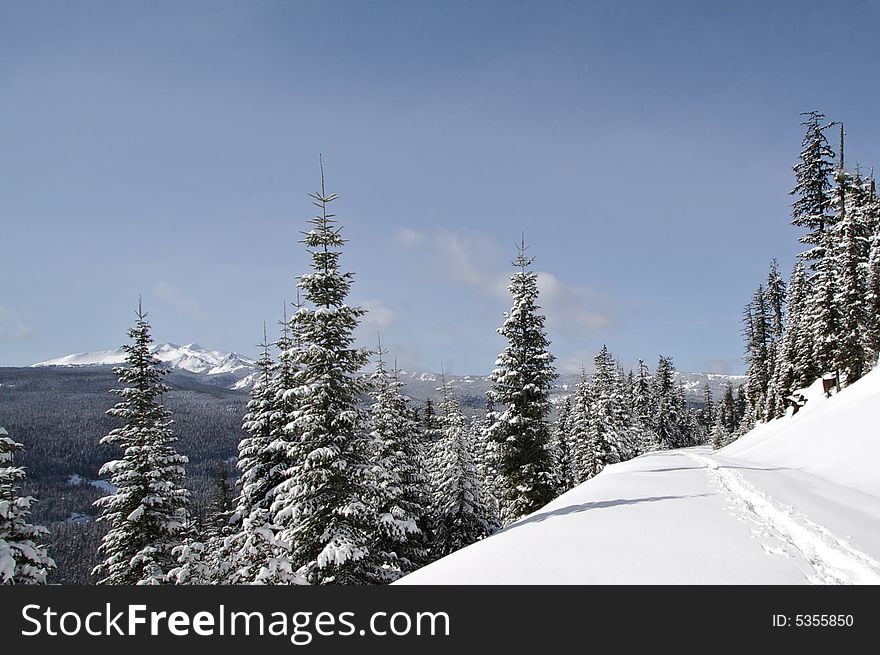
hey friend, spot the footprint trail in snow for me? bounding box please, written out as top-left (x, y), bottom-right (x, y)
top-left (684, 449), bottom-right (880, 585)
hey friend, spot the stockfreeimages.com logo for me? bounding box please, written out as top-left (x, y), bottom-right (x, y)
top-left (21, 604), bottom-right (451, 645)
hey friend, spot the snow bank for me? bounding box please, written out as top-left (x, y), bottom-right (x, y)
top-left (721, 366), bottom-right (880, 497)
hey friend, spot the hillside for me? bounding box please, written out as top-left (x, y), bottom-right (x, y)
top-left (397, 367), bottom-right (880, 585)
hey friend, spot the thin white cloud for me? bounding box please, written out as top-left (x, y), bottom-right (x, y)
top-left (557, 351), bottom-right (598, 375)
top-left (431, 232), bottom-right (610, 334)
top-left (394, 227), bottom-right (426, 248)
top-left (0, 307), bottom-right (30, 340)
top-left (154, 283), bottom-right (204, 320)
top-left (435, 233), bottom-right (509, 298)
top-left (535, 271), bottom-right (610, 332)
top-left (360, 299), bottom-right (395, 330)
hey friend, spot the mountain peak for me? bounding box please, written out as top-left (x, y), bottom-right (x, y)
top-left (32, 343), bottom-right (255, 378)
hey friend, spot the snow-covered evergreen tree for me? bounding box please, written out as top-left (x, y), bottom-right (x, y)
top-left (206, 468), bottom-right (234, 540)
top-left (431, 379), bottom-right (496, 556)
top-left (774, 261), bottom-right (816, 406)
top-left (93, 303), bottom-right (190, 585)
top-left (717, 382), bottom-right (738, 435)
top-left (766, 259), bottom-right (787, 340)
top-left (167, 539), bottom-right (212, 585)
top-left (485, 239), bottom-right (558, 525)
top-left (791, 111), bottom-right (836, 265)
top-left (552, 395), bottom-right (576, 493)
top-left (652, 356), bottom-right (683, 450)
top-left (367, 347), bottom-right (431, 581)
top-left (810, 231), bottom-right (842, 377)
top-left (699, 383), bottom-right (714, 433)
top-left (833, 172), bottom-right (872, 384)
top-left (569, 371), bottom-right (594, 483)
top-left (631, 359), bottom-right (656, 453)
top-left (0, 427), bottom-right (54, 584)
top-left (710, 417), bottom-right (729, 451)
top-left (586, 346), bottom-right (626, 474)
top-left (867, 213), bottom-right (880, 362)
top-left (222, 328), bottom-right (301, 584)
top-left (472, 398), bottom-right (501, 525)
top-left (271, 164), bottom-right (377, 585)
top-left (743, 286), bottom-right (771, 421)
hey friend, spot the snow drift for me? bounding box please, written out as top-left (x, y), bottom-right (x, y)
top-left (398, 367), bottom-right (880, 585)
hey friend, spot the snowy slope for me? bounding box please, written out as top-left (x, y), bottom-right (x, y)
top-left (398, 367), bottom-right (880, 585)
top-left (32, 343), bottom-right (254, 376)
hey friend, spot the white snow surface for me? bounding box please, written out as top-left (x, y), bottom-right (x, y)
top-left (398, 367), bottom-right (880, 585)
top-left (32, 343), bottom-right (254, 376)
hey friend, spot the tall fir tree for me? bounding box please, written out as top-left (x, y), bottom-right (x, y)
top-left (743, 286), bottom-right (771, 421)
top-left (223, 326), bottom-right (301, 584)
top-left (552, 396), bottom-right (576, 493)
top-left (0, 427), bottom-right (54, 584)
top-left (699, 383), bottom-right (714, 432)
top-left (631, 359), bottom-right (656, 453)
top-left (473, 397), bottom-right (501, 523)
top-left (810, 231), bottom-right (842, 377)
top-left (718, 382), bottom-right (738, 435)
top-left (367, 346), bottom-right (431, 580)
top-left (652, 356), bottom-right (683, 450)
top-left (431, 379), bottom-right (496, 557)
top-left (93, 302), bottom-right (190, 585)
top-left (833, 166), bottom-right (872, 384)
top-left (271, 162), bottom-right (378, 585)
top-left (586, 346), bottom-right (626, 475)
top-left (485, 238), bottom-right (558, 525)
top-left (766, 259), bottom-right (787, 340)
top-left (791, 111), bottom-right (836, 265)
top-left (867, 209), bottom-right (880, 362)
top-left (568, 370), bottom-right (594, 483)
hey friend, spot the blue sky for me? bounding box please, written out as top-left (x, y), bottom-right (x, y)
top-left (3, 0), bottom-right (880, 374)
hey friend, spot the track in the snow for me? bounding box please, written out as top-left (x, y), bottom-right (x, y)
top-left (684, 449), bottom-right (880, 585)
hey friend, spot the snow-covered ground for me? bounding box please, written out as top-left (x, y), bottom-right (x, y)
top-left (398, 367), bottom-right (880, 585)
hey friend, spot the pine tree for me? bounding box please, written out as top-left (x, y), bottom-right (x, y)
top-left (569, 371), bottom-right (594, 483)
top-left (766, 259), bottom-right (787, 340)
top-left (431, 379), bottom-right (496, 556)
top-left (699, 383), bottom-right (714, 432)
top-left (652, 356), bottom-right (682, 450)
top-left (833, 169), bottom-right (871, 384)
top-left (776, 261), bottom-right (818, 398)
top-left (586, 346), bottom-right (626, 475)
top-left (552, 396), bottom-right (576, 493)
top-left (867, 213), bottom-right (880, 362)
top-left (271, 162), bottom-right (377, 585)
top-left (367, 346), bottom-right (431, 580)
top-left (93, 302), bottom-right (190, 585)
top-left (710, 417), bottom-right (729, 451)
top-left (485, 238), bottom-right (558, 524)
top-left (631, 360), bottom-right (656, 453)
top-left (473, 397), bottom-right (500, 522)
top-left (0, 427), bottom-right (54, 584)
top-left (718, 382), bottom-right (738, 434)
top-left (811, 232), bottom-right (841, 376)
top-left (743, 286), bottom-right (771, 421)
top-left (222, 327), bottom-right (301, 584)
top-left (791, 111), bottom-right (836, 265)
top-left (207, 468), bottom-right (234, 540)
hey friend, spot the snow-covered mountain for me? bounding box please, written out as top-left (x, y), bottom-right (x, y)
top-left (29, 345), bottom-right (744, 401)
top-left (32, 343), bottom-right (255, 377)
top-left (398, 367), bottom-right (880, 584)
top-left (398, 370), bottom-right (746, 407)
